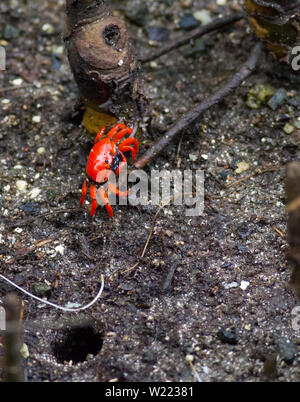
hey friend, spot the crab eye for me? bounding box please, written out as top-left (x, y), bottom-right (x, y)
top-left (105, 159), bottom-right (109, 163)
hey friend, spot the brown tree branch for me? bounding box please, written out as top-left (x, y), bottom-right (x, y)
top-left (134, 42), bottom-right (263, 169)
top-left (286, 161), bottom-right (300, 299)
top-left (140, 13), bottom-right (245, 64)
top-left (3, 293), bottom-right (24, 382)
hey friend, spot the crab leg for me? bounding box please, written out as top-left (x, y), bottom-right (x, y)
top-left (118, 146), bottom-right (136, 163)
top-left (94, 126), bottom-right (105, 144)
top-left (112, 127), bottom-right (133, 144)
top-left (98, 188), bottom-right (113, 218)
top-left (108, 183), bottom-right (129, 197)
top-left (118, 138), bottom-right (139, 162)
top-left (80, 179), bottom-right (88, 206)
top-left (106, 123), bottom-right (127, 139)
top-left (90, 184), bottom-right (98, 217)
top-left (119, 137), bottom-right (139, 153)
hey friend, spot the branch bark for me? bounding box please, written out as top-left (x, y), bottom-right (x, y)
top-left (140, 13), bottom-right (245, 64)
top-left (65, 0), bottom-right (145, 113)
top-left (286, 161), bottom-right (300, 299)
top-left (134, 41), bottom-right (263, 169)
top-left (3, 293), bottom-right (24, 382)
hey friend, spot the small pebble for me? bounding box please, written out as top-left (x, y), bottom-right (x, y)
top-left (42, 23), bottom-right (54, 34)
top-left (268, 88), bottom-right (287, 110)
top-left (11, 78), bottom-right (23, 86)
top-left (278, 338), bottom-right (297, 364)
top-left (179, 14), bottom-right (199, 30)
top-left (220, 170), bottom-right (229, 182)
top-left (20, 343), bottom-right (29, 359)
top-left (181, 0), bottom-right (192, 7)
top-left (55, 245), bottom-right (64, 255)
top-left (29, 188), bottom-right (41, 199)
top-left (19, 201), bottom-right (40, 216)
top-left (34, 283), bottom-right (52, 297)
top-left (32, 115), bottom-right (41, 123)
top-left (52, 45), bottom-right (64, 55)
top-left (240, 280), bottom-right (250, 290)
top-left (189, 153), bottom-right (198, 162)
top-left (16, 180), bottom-right (28, 193)
top-left (3, 24), bottom-right (19, 39)
top-left (149, 61), bottom-right (158, 69)
top-left (294, 118), bottom-right (300, 129)
top-left (247, 84), bottom-right (275, 109)
top-left (37, 147), bottom-right (46, 155)
top-left (185, 354), bottom-right (194, 363)
top-left (148, 27), bottom-right (169, 42)
top-left (221, 261), bottom-right (231, 269)
top-left (224, 282), bottom-right (239, 289)
top-left (193, 10), bottom-right (212, 25)
top-left (235, 161), bottom-right (249, 174)
top-left (125, 2), bottom-right (149, 27)
top-left (283, 123), bottom-right (295, 134)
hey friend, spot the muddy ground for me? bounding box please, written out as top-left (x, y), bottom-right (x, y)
top-left (0, 0), bottom-right (300, 382)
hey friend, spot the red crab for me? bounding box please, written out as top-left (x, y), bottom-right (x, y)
top-left (80, 123), bottom-right (139, 218)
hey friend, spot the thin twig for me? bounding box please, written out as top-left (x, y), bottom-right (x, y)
top-left (273, 226), bottom-right (284, 238)
top-left (8, 207), bottom-right (82, 228)
top-left (121, 207), bottom-right (162, 275)
top-left (141, 208), bottom-right (161, 258)
top-left (134, 42), bottom-right (263, 169)
top-left (225, 166), bottom-right (282, 189)
top-left (0, 84), bottom-right (32, 94)
top-left (0, 273), bottom-right (105, 312)
top-left (140, 13), bottom-right (245, 64)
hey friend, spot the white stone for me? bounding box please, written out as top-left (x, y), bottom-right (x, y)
top-left (240, 280), bottom-right (250, 290)
top-left (189, 153), bottom-right (198, 162)
top-left (55, 245), bottom-right (64, 255)
top-left (29, 187), bottom-right (41, 199)
top-left (42, 23), bottom-right (54, 34)
top-left (12, 78), bottom-right (23, 86)
top-left (185, 354), bottom-right (194, 363)
top-left (16, 180), bottom-right (28, 193)
top-left (37, 147), bottom-right (46, 154)
top-left (193, 10), bottom-right (212, 25)
top-left (32, 115), bottom-right (41, 123)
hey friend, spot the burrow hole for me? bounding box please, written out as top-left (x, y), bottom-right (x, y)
top-left (53, 324), bottom-right (103, 364)
top-left (103, 24), bottom-right (121, 47)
